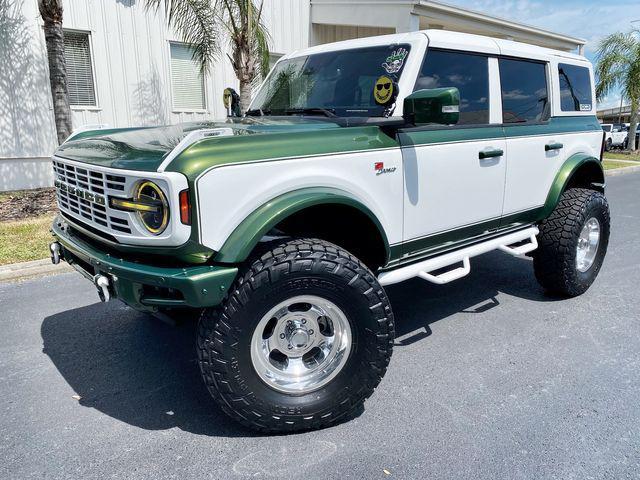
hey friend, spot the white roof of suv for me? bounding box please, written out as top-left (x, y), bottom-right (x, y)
top-left (290, 29), bottom-right (588, 64)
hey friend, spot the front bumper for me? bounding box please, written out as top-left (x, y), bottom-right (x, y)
top-left (51, 217), bottom-right (238, 312)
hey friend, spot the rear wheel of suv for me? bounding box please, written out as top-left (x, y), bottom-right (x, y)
top-left (605, 138), bottom-right (612, 151)
top-left (197, 238), bottom-right (395, 433)
top-left (533, 188), bottom-right (610, 297)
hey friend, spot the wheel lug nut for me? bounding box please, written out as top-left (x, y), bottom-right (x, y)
top-left (287, 345), bottom-right (292, 349)
top-left (301, 319), bottom-right (306, 324)
top-left (280, 333), bottom-right (285, 339)
top-left (308, 329), bottom-right (314, 335)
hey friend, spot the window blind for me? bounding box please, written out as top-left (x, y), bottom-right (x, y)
top-left (170, 43), bottom-right (205, 110)
top-left (63, 31), bottom-right (96, 106)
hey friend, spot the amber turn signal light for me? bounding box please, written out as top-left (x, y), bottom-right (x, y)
top-left (179, 189), bottom-right (191, 225)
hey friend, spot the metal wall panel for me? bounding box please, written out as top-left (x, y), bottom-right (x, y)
top-left (0, 0), bottom-right (311, 190)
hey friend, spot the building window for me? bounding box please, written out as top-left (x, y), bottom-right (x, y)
top-left (63, 31), bottom-right (96, 107)
top-left (170, 42), bottom-right (205, 110)
top-left (558, 63), bottom-right (592, 112)
top-left (415, 49), bottom-right (489, 125)
top-left (499, 58), bottom-right (549, 124)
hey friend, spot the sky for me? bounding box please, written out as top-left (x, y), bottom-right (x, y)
top-left (446, 0), bottom-right (640, 109)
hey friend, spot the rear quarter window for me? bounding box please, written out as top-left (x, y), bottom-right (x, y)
top-left (558, 63), bottom-right (593, 112)
top-left (499, 58), bottom-right (549, 124)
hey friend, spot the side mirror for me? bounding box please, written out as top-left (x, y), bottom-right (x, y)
top-left (403, 87), bottom-right (460, 126)
top-left (223, 87), bottom-right (241, 117)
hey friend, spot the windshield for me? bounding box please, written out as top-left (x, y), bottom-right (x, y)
top-left (601, 125), bottom-right (611, 132)
top-left (250, 44), bottom-right (411, 117)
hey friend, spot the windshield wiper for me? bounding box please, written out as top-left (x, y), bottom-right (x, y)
top-left (284, 107), bottom-right (337, 118)
top-left (245, 108), bottom-right (271, 116)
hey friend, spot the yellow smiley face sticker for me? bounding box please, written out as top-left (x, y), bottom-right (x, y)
top-left (374, 75), bottom-right (394, 105)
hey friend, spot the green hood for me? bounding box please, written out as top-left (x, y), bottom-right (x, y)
top-left (54, 117), bottom-right (341, 171)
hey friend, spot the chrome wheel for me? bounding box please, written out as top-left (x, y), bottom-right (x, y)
top-left (250, 295), bottom-right (352, 394)
top-left (576, 217), bottom-right (600, 272)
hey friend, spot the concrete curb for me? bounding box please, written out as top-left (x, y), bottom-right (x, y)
top-left (605, 164), bottom-right (640, 177)
top-left (0, 258), bottom-right (71, 283)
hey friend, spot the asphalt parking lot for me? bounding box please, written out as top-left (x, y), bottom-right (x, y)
top-left (1, 172), bottom-right (639, 479)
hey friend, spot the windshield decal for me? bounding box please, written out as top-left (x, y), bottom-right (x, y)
top-left (382, 48), bottom-right (408, 74)
top-left (374, 75), bottom-right (395, 105)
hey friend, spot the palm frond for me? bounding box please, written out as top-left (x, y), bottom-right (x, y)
top-left (249, 0), bottom-right (272, 78)
top-left (216, 0), bottom-right (271, 82)
top-left (145, 0), bottom-right (218, 74)
top-left (595, 30), bottom-right (640, 103)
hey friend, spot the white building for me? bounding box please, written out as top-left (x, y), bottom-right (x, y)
top-left (0, 0), bottom-right (585, 191)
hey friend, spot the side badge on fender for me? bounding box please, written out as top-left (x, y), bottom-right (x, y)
top-left (375, 162), bottom-right (397, 176)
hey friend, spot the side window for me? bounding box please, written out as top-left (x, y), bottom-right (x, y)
top-left (558, 63), bottom-right (593, 112)
top-left (499, 58), bottom-right (549, 124)
top-left (415, 50), bottom-right (489, 125)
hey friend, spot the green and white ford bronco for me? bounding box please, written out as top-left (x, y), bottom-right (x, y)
top-left (50, 30), bottom-right (609, 433)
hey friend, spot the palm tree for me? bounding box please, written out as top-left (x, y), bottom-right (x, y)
top-left (146, 0), bottom-right (270, 113)
top-left (38, 0), bottom-right (72, 144)
top-left (218, 0), bottom-right (271, 111)
top-left (595, 30), bottom-right (640, 151)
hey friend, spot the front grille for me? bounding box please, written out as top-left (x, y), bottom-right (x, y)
top-left (53, 159), bottom-right (133, 235)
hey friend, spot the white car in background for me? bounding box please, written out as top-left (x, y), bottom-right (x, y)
top-left (601, 123), bottom-right (627, 151)
top-left (620, 123), bottom-right (640, 150)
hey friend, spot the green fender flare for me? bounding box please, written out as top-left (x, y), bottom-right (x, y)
top-left (214, 187), bottom-right (390, 264)
top-left (542, 153), bottom-right (605, 218)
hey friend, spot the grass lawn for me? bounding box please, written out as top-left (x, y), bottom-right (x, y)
top-left (604, 152), bottom-right (640, 162)
top-left (0, 214), bottom-right (54, 265)
top-left (603, 159), bottom-right (637, 171)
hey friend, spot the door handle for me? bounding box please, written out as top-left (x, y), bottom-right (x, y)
top-left (479, 148), bottom-right (504, 159)
top-left (545, 142), bottom-right (563, 151)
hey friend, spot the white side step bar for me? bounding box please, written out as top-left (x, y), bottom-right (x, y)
top-left (378, 227), bottom-right (539, 286)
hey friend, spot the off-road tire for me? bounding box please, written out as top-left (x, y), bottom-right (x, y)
top-left (533, 188), bottom-right (610, 297)
top-left (605, 138), bottom-right (612, 151)
top-left (197, 238), bottom-right (395, 433)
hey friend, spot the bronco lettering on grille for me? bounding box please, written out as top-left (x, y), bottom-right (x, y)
top-left (55, 179), bottom-right (106, 206)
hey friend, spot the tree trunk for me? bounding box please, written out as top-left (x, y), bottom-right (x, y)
top-left (628, 100), bottom-right (639, 151)
top-left (239, 78), bottom-right (253, 113)
top-left (39, 1), bottom-right (72, 144)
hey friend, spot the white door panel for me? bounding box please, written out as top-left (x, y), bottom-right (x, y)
top-left (402, 139), bottom-right (507, 241)
top-left (502, 135), bottom-right (565, 213)
top-left (196, 150), bottom-right (404, 251)
top-left (502, 131), bottom-right (602, 215)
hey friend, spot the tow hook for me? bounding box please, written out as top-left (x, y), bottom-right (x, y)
top-left (50, 242), bottom-right (62, 265)
top-left (93, 274), bottom-right (111, 302)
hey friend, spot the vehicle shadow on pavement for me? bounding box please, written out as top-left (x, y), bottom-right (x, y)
top-left (41, 302), bottom-right (258, 438)
top-left (40, 251), bottom-right (554, 437)
top-left (386, 250), bottom-right (557, 345)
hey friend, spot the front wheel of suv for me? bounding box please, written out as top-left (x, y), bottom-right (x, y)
top-left (196, 238), bottom-right (395, 433)
top-left (533, 188), bottom-right (610, 297)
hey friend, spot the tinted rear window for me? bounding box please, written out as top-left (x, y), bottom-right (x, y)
top-left (558, 63), bottom-right (593, 112)
top-left (499, 58), bottom-right (549, 124)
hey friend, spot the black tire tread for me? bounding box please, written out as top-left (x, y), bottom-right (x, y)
top-left (533, 187), bottom-right (610, 297)
top-left (197, 238), bottom-right (394, 433)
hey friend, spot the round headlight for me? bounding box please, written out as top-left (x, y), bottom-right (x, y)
top-left (134, 181), bottom-right (169, 235)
